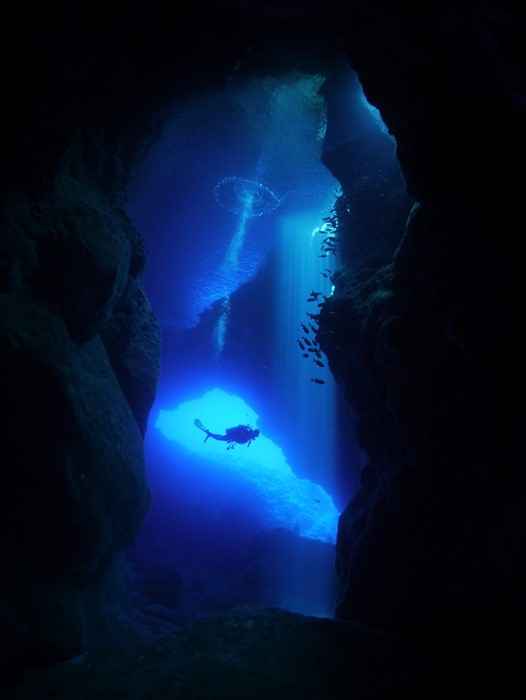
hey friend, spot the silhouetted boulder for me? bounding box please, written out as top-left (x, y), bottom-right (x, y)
top-left (1, 294), bottom-right (150, 669)
top-left (32, 178), bottom-right (132, 342)
top-left (14, 608), bottom-right (404, 699)
top-left (101, 278), bottom-right (160, 435)
top-left (0, 169), bottom-right (158, 675)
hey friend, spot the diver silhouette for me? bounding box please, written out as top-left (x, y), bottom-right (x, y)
top-left (194, 419), bottom-right (260, 449)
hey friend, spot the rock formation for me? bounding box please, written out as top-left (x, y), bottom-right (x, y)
top-left (1, 175), bottom-right (160, 670)
top-left (318, 3), bottom-right (526, 654)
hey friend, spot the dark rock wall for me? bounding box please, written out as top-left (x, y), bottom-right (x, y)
top-left (319, 3), bottom-right (526, 641)
top-left (0, 8), bottom-right (194, 670)
top-left (320, 66), bottom-right (409, 266)
top-left (1, 175), bottom-right (160, 670)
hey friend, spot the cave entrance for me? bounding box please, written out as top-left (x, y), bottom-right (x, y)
top-left (125, 59), bottom-right (398, 621)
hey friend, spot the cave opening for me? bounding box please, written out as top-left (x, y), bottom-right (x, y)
top-left (125, 60), bottom-right (402, 621)
top-left (6, 4), bottom-right (525, 694)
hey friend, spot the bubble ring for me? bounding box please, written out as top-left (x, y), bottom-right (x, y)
top-left (214, 176), bottom-right (281, 217)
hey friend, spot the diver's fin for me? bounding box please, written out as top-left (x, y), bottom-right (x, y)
top-left (195, 419), bottom-right (213, 443)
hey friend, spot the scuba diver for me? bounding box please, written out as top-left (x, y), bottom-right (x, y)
top-left (194, 419), bottom-right (260, 449)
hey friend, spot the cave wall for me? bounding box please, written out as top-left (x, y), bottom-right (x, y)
top-left (320, 65), bottom-right (409, 266)
top-left (318, 3), bottom-right (526, 639)
top-left (1, 172), bottom-right (160, 671)
top-left (0, 3), bottom-right (342, 675)
top-left (3, 0), bottom-right (525, 681)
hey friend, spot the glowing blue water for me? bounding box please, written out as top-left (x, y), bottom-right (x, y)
top-left (212, 190), bottom-right (255, 353)
top-left (155, 388), bottom-right (340, 543)
top-left (212, 178), bottom-right (281, 354)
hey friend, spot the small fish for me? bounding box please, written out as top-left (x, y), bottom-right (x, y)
top-left (301, 323), bottom-right (310, 335)
top-left (308, 291), bottom-right (321, 300)
top-left (298, 339), bottom-right (305, 351)
top-left (319, 254), bottom-right (328, 258)
top-left (308, 347), bottom-right (317, 353)
top-left (314, 349), bottom-right (322, 358)
top-left (309, 324), bottom-right (318, 333)
top-left (311, 378), bottom-right (325, 385)
top-left (302, 353), bottom-right (309, 358)
top-left (315, 359), bottom-right (324, 368)
top-left (314, 498), bottom-right (321, 503)
top-left (321, 272), bottom-right (329, 278)
top-left (307, 312), bottom-right (320, 321)
top-left (303, 337), bottom-right (312, 347)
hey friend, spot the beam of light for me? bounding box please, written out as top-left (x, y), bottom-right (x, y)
top-left (223, 192), bottom-right (252, 268)
top-left (214, 306), bottom-right (229, 355)
top-left (155, 388), bottom-right (340, 543)
top-left (275, 203), bottom-right (338, 481)
top-left (213, 298), bottom-right (230, 355)
top-left (213, 191), bottom-right (254, 354)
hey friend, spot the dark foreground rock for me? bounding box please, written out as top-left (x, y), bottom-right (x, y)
top-left (10, 609), bottom-right (407, 699)
top-left (10, 607), bottom-right (519, 698)
top-left (1, 177), bottom-right (160, 670)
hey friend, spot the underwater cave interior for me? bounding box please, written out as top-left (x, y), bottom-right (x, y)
top-left (126, 62), bottom-right (398, 620)
top-left (6, 5), bottom-right (526, 695)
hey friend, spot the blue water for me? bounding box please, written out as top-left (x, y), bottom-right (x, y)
top-left (210, 179), bottom-right (281, 354)
top-left (156, 389), bottom-right (339, 543)
top-left (129, 67), bottom-right (393, 618)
